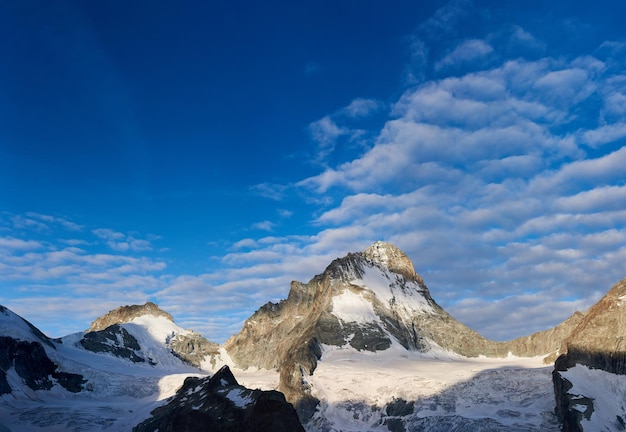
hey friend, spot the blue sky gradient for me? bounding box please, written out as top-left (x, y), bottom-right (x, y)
top-left (1, 0), bottom-right (625, 342)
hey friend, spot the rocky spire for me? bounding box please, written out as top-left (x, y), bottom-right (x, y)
top-left (363, 241), bottom-right (419, 281)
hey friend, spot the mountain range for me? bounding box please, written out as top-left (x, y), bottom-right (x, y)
top-left (1, 241), bottom-right (624, 431)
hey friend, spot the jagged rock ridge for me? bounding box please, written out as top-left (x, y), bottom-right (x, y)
top-left (224, 241), bottom-right (581, 420)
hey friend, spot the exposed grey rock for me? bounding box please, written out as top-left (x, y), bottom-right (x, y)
top-left (168, 331), bottom-right (220, 368)
top-left (385, 398), bottom-right (415, 417)
top-left (87, 302), bottom-right (174, 332)
top-left (133, 365), bottom-right (305, 432)
top-left (80, 324), bottom-right (146, 363)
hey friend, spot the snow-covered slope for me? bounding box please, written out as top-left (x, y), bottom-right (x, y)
top-left (306, 342), bottom-right (560, 431)
top-left (0, 306), bottom-right (205, 431)
top-left (0, 304), bottom-right (54, 346)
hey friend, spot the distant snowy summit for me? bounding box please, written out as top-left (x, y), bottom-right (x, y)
top-left (82, 301), bottom-right (220, 368)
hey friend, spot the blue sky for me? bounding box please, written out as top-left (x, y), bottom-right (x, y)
top-left (1, 0), bottom-right (625, 342)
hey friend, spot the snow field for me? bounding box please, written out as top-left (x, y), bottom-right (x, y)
top-left (307, 343), bottom-right (560, 431)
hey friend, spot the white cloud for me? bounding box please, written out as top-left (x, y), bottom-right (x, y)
top-left (0, 237), bottom-right (43, 251)
top-left (92, 228), bottom-right (154, 252)
top-left (583, 123), bottom-right (626, 147)
top-left (419, 0), bottom-right (472, 39)
top-left (251, 182), bottom-right (288, 201)
top-left (251, 220), bottom-right (276, 232)
top-left (309, 116), bottom-right (347, 150)
top-left (435, 39), bottom-right (493, 71)
top-left (341, 98), bottom-right (380, 118)
top-left (92, 228), bottom-right (125, 241)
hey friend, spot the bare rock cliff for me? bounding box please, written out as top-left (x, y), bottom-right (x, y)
top-left (553, 277), bottom-right (626, 431)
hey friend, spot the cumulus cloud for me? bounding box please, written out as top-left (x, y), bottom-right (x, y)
top-left (583, 123), bottom-right (626, 147)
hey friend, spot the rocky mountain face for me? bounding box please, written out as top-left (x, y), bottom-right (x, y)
top-left (80, 323), bottom-right (147, 363)
top-left (553, 277), bottom-right (626, 432)
top-left (134, 365), bottom-right (304, 432)
top-left (82, 302), bottom-right (220, 368)
top-left (224, 241), bottom-right (579, 421)
top-left (0, 305), bottom-right (86, 396)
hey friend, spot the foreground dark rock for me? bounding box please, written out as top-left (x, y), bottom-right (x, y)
top-left (552, 277), bottom-right (626, 431)
top-left (133, 365), bottom-right (304, 432)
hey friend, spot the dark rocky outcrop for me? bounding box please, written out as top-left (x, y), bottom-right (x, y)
top-left (552, 277), bottom-right (626, 431)
top-left (80, 324), bottom-right (146, 363)
top-left (0, 336), bottom-right (85, 395)
top-left (133, 365), bottom-right (304, 432)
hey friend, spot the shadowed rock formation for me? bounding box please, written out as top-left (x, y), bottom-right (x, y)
top-left (553, 277), bottom-right (626, 432)
top-left (133, 365), bottom-right (304, 432)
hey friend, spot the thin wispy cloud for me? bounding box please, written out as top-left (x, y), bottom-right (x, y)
top-left (435, 39), bottom-right (493, 71)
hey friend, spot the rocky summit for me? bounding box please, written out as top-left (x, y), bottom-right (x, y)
top-left (87, 301), bottom-right (174, 332)
top-left (82, 301), bottom-right (220, 368)
top-left (224, 241), bottom-right (580, 420)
